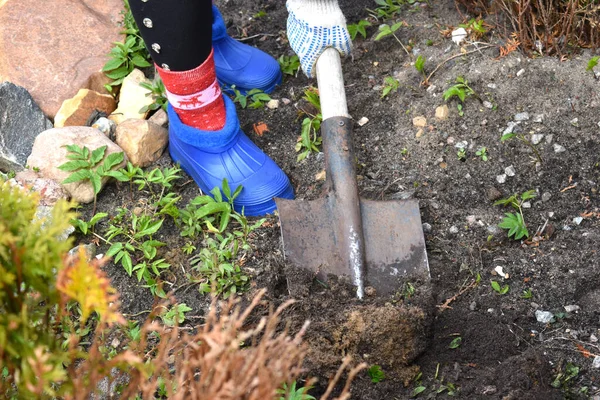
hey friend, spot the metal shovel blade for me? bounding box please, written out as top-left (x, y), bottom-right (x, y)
top-left (275, 196), bottom-right (429, 296)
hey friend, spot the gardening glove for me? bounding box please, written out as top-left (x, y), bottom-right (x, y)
top-left (286, 0), bottom-right (352, 78)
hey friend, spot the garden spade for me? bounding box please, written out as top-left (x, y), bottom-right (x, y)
top-left (275, 48), bottom-right (430, 299)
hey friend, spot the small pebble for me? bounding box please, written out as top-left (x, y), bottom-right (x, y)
top-left (545, 134), bottom-right (554, 144)
top-left (503, 121), bottom-right (519, 134)
top-left (266, 99), bottom-right (279, 109)
top-left (427, 85), bottom-right (437, 94)
top-left (455, 140), bottom-right (468, 149)
top-left (564, 305), bottom-right (580, 313)
top-left (422, 222), bottom-right (432, 233)
top-left (593, 356), bottom-right (600, 369)
top-left (573, 216), bottom-right (583, 225)
top-left (449, 226), bottom-right (459, 234)
top-left (535, 310), bottom-right (555, 323)
top-left (357, 117), bottom-right (369, 126)
top-left (590, 334), bottom-right (598, 343)
top-left (514, 112), bottom-right (530, 121)
top-left (542, 192), bottom-right (551, 202)
top-left (487, 83), bottom-right (497, 89)
top-left (548, 211), bottom-right (555, 218)
top-left (516, 68), bottom-right (525, 77)
top-left (531, 134), bottom-right (544, 145)
top-left (281, 98), bottom-right (291, 105)
top-left (483, 101), bottom-right (493, 109)
top-left (487, 187), bottom-right (502, 201)
top-left (413, 116), bottom-right (427, 128)
top-left (496, 174), bottom-right (507, 184)
top-left (570, 117), bottom-right (579, 127)
top-left (553, 143), bottom-right (566, 153)
top-left (522, 201), bottom-right (531, 208)
top-left (505, 165), bottom-right (516, 176)
top-left (469, 301), bottom-right (478, 311)
top-left (533, 114), bottom-right (544, 123)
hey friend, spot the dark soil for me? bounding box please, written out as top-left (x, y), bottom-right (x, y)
top-left (84, 0), bottom-right (600, 398)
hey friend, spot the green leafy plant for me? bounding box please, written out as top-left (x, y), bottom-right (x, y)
top-left (500, 131), bottom-right (543, 164)
top-left (231, 86), bottom-right (271, 109)
top-left (367, 0), bottom-right (402, 20)
top-left (374, 21), bottom-right (411, 56)
top-left (253, 10), bottom-right (267, 18)
top-left (491, 280), bottom-right (510, 295)
top-left (551, 362), bottom-right (580, 389)
top-left (367, 365), bottom-right (386, 383)
top-left (278, 54), bottom-right (301, 76)
top-left (494, 190), bottom-right (537, 240)
top-left (457, 147), bottom-right (467, 161)
top-left (348, 19), bottom-right (372, 40)
top-left (443, 77), bottom-right (477, 117)
top-left (70, 212), bottom-right (108, 235)
top-left (381, 76), bottom-right (400, 98)
top-left (587, 56), bottom-right (599, 72)
top-left (296, 87), bottom-right (323, 162)
top-left (277, 381), bottom-right (316, 400)
top-left (458, 18), bottom-right (487, 38)
top-left (160, 303), bottom-right (193, 327)
top-left (448, 336), bottom-right (462, 349)
top-left (139, 75), bottom-right (168, 113)
top-left (521, 288), bottom-right (533, 299)
top-left (475, 146), bottom-right (488, 161)
top-left (58, 145), bottom-right (125, 213)
top-left (414, 54), bottom-right (427, 81)
top-left (102, 1), bottom-right (151, 91)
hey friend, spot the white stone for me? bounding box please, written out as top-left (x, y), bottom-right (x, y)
top-left (483, 101), bottom-right (493, 109)
top-left (535, 310), bottom-right (555, 323)
top-left (109, 69), bottom-right (153, 125)
top-left (505, 165), bottom-right (516, 176)
top-left (531, 134), bottom-right (544, 145)
top-left (266, 99), bottom-right (279, 109)
top-left (503, 121), bottom-right (519, 135)
top-left (357, 117), bottom-right (369, 126)
top-left (516, 68), bottom-right (525, 77)
top-left (487, 83), bottom-right (497, 89)
top-left (573, 217), bottom-right (583, 226)
top-left (593, 356), bottom-right (600, 369)
top-left (449, 226), bottom-right (459, 234)
top-left (514, 112), bottom-right (530, 121)
top-left (451, 28), bottom-right (467, 45)
top-left (564, 305), bottom-right (580, 313)
top-left (496, 174), bottom-right (507, 184)
top-left (553, 143), bottom-right (566, 153)
top-left (533, 114), bottom-right (544, 123)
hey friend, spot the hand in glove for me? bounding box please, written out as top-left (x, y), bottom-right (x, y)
top-left (286, 0), bottom-right (352, 78)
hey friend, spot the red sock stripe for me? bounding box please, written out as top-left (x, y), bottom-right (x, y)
top-left (155, 49), bottom-right (226, 131)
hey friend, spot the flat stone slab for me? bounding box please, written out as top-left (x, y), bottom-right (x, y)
top-left (0, 0), bottom-right (124, 118)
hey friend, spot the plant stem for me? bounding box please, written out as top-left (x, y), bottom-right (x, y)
top-left (392, 33), bottom-right (411, 58)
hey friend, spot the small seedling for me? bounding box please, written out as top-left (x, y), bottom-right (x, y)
top-left (414, 55), bottom-right (427, 82)
top-left (444, 76), bottom-right (478, 117)
top-left (402, 282), bottom-right (416, 298)
top-left (521, 288), bottom-right (533, 299)
top-left (458, 18), bottom-right (487, 38)
top-left (367, 0), bottom-right (401, 20)
top-left (381, 76), bottom-right (400, 98)
top-left (401, 148), bottom-right (409, 156)
top-left (253, 10), bottom-right (267, 18)
top-left (348, 20), bottom-right (372, 40)
top-left (500, 132), bottom-right (542, 164)
top-left (139, 76), bottom-right (167, 113)
top-left (448, 336), bottom-right (462, 349)
top-left (277, 381), bottom-right (316, 400)
top-left (367, 365), bottom-right (385, 383)
top-left (278, 54), bottom-right (301, 76)
top-left (551, 362), bottom-right (580, 389)
top-left (160, 303), bottom-right (192, 327)
top-left (296, 87), bottom-right (323, 162)
top-left (182, 242), bottom-right (196, 255)
top-left (374, 21), bottom-right (411, 57)
top-left (586, 56), bottom-right (599, 72)
top-left (70, 212), bottom-right (108, 235)
top-left (425, 39), bottom-right (434, 46)
top-left (456, 148), bottom-right (467, 161)
top-left (475, 147), bottom-right (488, 161)
top-left (494, 190), bottom-right (536, 240)
top-left (231, 86), bottom-right (271, 109)
top-left (491, 280), bottom-right (509, 295)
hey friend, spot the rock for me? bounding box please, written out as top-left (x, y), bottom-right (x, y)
top-left (482, 101), bottom-right (493, 109)
top-left (54, 89), bottom-right (116, 128)
top-left (412, 116), bottom-right (427, 128)
top-left (542, 192), bottom-right (551, 202)
top-left (487, 187), bottom-right (502, 201)
top-left (315, 170), bottom-right (326, 181)
top-left (115, 119), bottom-right (168, 167)
top-left (0, 82), bottom-right (53, 171)
top-left (281, 98), bottom-right (291, 105)
top-left (522, 201), bottom-right (531, 208)
top-left (357, 117), bottom-right (369, 127)
top-left (14, 169), bottom-right (69, 206)
top-left (422, 223), bottom-right (432, 233)
top-left (0, 0), bottom-right (123, 118)
top-left (455, 140), bottom-right (468, 149)
top-left (553, 143), bottom-right (566, 153)
top-left (531, 133), bottom-right (544, 145)
top-left (426, 85), bottom-right (437, 94)
top-left (449, 226), bottom-right (459, 234)
top-left (415, 128), bottom-right (425, 138)
top-left (533, 114), bottom-right (544, 123)
top-left (505, 165), bottom-right (516, 177)
top-left (593, 356), bottom-right (600, 369)
top-left (109, 69), bottom-right (153, 125)
top-left (535, 310), bottom-right (555, 323)
top-left (266, 99), bottom-right (279, 109)
top-left (545, 134), bottom-right (553, 144)
top-left (149, 108), bottom-right (168, 127)
top-left (496, 174), bottom-right (507, 184)
top-left (92, 117), bottom-right (117, 141)
top-left (503, 121), bottom-right (519, 135)
top-left (469, 301), bottom-right (478, 311)
top-left (514, 112), bottom-right (530, 121)
top-left (68, 244), bottom-right (96, 261)
top-left (451, 28), bottom-right (467, 45)
top-left (564, 305), bottom-right (580, 313)
top-left (26, 126), bottom-right (127, 203)
top-left (591, 334), bottom-right (598, 343)
top-left (390, 190), bottom-right (415, 200)
top-left (481, 385), bottom-right (497, 395)
top-left (435, 105), bottom-right (449, 121)
top-left (487, 83), bottom-right (497, 89)
top-left (573, 216), bottom-right (583, 226)
top-left (570, 118), bottom-right (579, 127)
top-left (516, 68), bottom-right (525, 77)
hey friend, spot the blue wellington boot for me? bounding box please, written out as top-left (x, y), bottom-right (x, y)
top-left (212, 5), bottom-right (283, 95)
top-left (168, 96), bottom-right (294, 216)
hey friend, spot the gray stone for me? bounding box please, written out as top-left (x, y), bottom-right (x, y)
top-left (449, 226), bottom-right (459, 234)
top-left (422, 222), bottom-right (432, 233)
top-left (564, 304), bottom-right (580, 313)
top-left (573, 217), bottom-right (583, 226)
top-left (570, 118), bottom-right (579, 127)
top-left (514, 112), bottom-right (530, 121)
top-left (542, 192), bottom-right (552, 202)
top-left (505, 165), bottom-right (516, 177)
top-left (0, 82), bottom-right (53, 172)
top-left (535, 310), bottom-right (555, 323)
top-left (553, 143), bottom-right (566, 153)
top-left (503, 121), bottom-right (520, 135)
top-left (531, 134), bottom-right (544, 145)
top-left (482, 101), bottom-right (493, 109)
top-left (496, 174), bottom-right (507, 184)
top-left (593, 356), bottom-right (600, 369)
top-left (533, 114), bottom-right (544, 123)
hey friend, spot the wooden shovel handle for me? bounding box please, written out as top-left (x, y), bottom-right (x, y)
top-left (315, 48), bottom-right (350, 120)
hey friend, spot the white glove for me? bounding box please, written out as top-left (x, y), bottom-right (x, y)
top-left (286, 0), bottom-right (352, 78)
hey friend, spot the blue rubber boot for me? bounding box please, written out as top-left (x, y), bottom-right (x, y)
top-left (212, 5), bottom-right (283, 95)
top-left (168, 96), bottom-right (294, 216)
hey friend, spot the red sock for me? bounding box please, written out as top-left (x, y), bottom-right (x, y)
top-left (156, 49), bottom-right (226, 131)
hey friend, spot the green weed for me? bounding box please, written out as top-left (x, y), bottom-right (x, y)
top-left (348, 20), bottom-right (372, 40)
top-left (278, 54), bottom-right (301, 76)
top-left (139, 75), bottom-right (167, 113)
top-left (475, 146), bottom-right (488, 161)
top-left (368, 365), bottom-right (386, 383)
top-left (231, 86), bottom-right (271, 109)
top-left (521, 288), bottom-right (533, 299)
top-left (374, 21), bottom-right (411, 57)
top-left (458, 18), bottom-right (487, 38)
top-left (160, 303), bottom-right (192, 327)
top-left (456, 147), bottom-right (467, 161)
top-left (587, 56), bottom-right (599, 72)
top-left (381, 76), bottom-right (400, 98)
top-left (490, 280), bottom-right (509, 295)
top-left (500, 131), bottom-right (543, 164)
top-left (277, 381), bottom-right (316, 400)
top-left (494, 190), bottom-right (536, 240)
top-left (296, 87), bottom-right (323, 162)
top-left (443, 76), bottom-right (477, 117)
top-left (448, 336), bottom-right (462, 349)
top-left (414, 54), bottom-right (427, 81)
